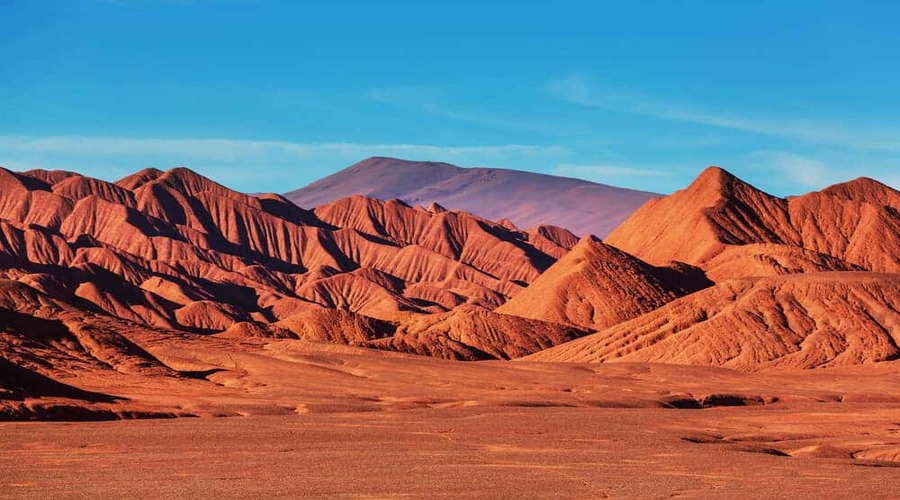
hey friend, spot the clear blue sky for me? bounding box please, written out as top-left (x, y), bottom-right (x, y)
top-left (2, 0), bottom-right (899, 195)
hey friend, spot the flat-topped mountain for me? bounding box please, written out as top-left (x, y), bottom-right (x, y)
top-left (285, 157), bottom-right (659, 237)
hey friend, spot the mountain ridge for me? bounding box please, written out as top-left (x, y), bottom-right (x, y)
top-left (1, 161), bottom-right (898, 379)
top-left (0, 163), bottom-right (601, 363)
top-left (605, 165), bottom-right (900, 277)
top-left (285, 156), bottom-right (659, 237)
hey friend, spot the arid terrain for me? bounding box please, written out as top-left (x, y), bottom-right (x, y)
top-left (287, 157), bottom-right (659, 237)
top-left (4, 336), bottom-right (900, 497)
top-left (1, 159), bottom-right (899, 497)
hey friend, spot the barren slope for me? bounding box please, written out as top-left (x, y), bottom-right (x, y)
top-left (497, 236), bottom-right (711, 330)
top-left (371, 304), bottom-right (589, 360)
top-left (527, 272), bottom-right (900, 370)
top-left (0, 164), bottom-right (588, 362)
top-left (605, 167), bottom-right (900, 277)
top-left (0, 164), bottom-right (590, 367)
top-left (286, 156), bottom-right (659, 237)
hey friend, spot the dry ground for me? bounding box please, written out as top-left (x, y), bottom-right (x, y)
top-left (3, 335), bottom-right (900, 498)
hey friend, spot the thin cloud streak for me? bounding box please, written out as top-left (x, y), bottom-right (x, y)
top-left (742, 150), bottom-right (898, 194)
top-left (747, 150), bottom-right (881, 193)
top-left (0, 135), bottom-right (567, 162)
top-left (549, 75), bottom-right (900, 152)
top-left (552, 163), bottom-right (676, 193)
top-left (554, 163), bottom-right (669, 179)
top-left (754, 151), bottom-right (840, 189)
top-left (0, 135), bottom-right (571, 191)
top-left (368, 85), bottom-right (586, 137)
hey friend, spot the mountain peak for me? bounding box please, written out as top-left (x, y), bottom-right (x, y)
top-left (819, 176), bottom-right (899, 209)
top-left (496, 233), bottom-right (691, 330)
top-left (608, 163), bottom-right (899, 274)
top-left (21, 169), bottom-right (80, 186)
top-left (115, 168), bottom-right (165, 190)
top-left (427, 201), bottom-right (448, 213)
top-left (287, 156), bottom-right (658, 237)
top-left (568, 235), bottom-right (603, 254)
top-left (688, 166), bottom-right (743, 193)
top-left (161, 166), bottom-right (206, 181)
top-left (154, 167), bottom-right (234, 196)
top-left (350, 156), bottom-right (459, 171)
top-left (496, 217), bottom-right (517, 230)
top-left (0, 167), bottom-right (51, 192)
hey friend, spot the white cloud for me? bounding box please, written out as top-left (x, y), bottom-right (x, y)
top-left (3, 136), bottom-right (257, 160)
top-left (554, 163), bottom-right (669, 181)
top-left (368, 85), bottom-right (586, 136)
top-left (549, 74), bottom-right (900, 152)
top-left (752, 151), bottom-right (846, 189)
top-left (762, 151), bottom-right (847, 188)
top-left (0, 135), bottom-right (565, 161)
top-left (0, 134), bottom-right (569, 191)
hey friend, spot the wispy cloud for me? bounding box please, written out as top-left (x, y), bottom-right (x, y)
top-left (740, 150), bottom-right (896, 193)
top-left (368, 85), bottom-right (585, 136)
top-left (0, 134), bottom-right (569, 191)
top-left (748, 151), bottom-right (867, 192)
top-left (551, 162), bottom-right (677, 192)
top-left (554, 163), bottom-right (669, 180)
top-left (0, 135), bottom-right (564, 161)
top-left (753, 151), bottom-right (838, 188)
top-left (549, 74), bottom-right (900, 152)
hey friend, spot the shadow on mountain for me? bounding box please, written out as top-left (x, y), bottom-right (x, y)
top-left (0, 356), bottom-right (120, 403)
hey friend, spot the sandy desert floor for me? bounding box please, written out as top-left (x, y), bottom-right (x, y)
top-left (3, 336), bottom-right (900, 498)
top-left (4, 404), bottom-right (900, 498)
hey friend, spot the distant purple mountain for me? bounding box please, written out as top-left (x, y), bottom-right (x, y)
top-left (284, 157), bottom-right (659, 237)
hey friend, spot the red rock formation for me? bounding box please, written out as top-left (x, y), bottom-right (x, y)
top-left (1, 162), bottom-right (897, 376)
top-left (0, 165), bottom-right (574, 354)
top-left (605, 167), bottom-right (900, 277)
top-left (496, 236), bottom-right (710, 330)
top-left (373, 305), bottom-right (589, 360)
top-left (527, 272), bottom-right (900, 371)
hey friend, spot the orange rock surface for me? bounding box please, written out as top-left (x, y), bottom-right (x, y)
top-left (605, 167), bottom-right (900, 277)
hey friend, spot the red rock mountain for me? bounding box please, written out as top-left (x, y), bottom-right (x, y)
top-left (1, 162), bottom-right (898, 387)
top-left (496, 236), bottom-right (711, 330)
top-left (0, 165), bottom-right (588, 360)
top-left (520, 167), bottom-right (900, 370)
top-left (605, 167), bottom-right (900, 280)
top-left (526, 272), bottom-right (900, 371)
top-left (285, 157), bottom-right (659, 237)
top-left (0, 278), bottom-right (179, 408)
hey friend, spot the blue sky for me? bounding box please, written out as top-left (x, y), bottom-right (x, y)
top-left (2, 0), bottom-right (899, 195)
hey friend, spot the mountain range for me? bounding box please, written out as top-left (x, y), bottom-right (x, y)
top-left (0, 158), bottom-right (898, 420)
top-left (285, 157), bottom-right (659, 237)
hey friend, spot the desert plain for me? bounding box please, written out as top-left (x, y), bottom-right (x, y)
top-left (4, 334), bottom-right (900, 498)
